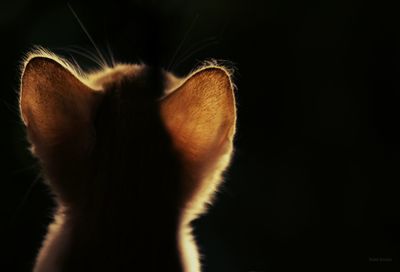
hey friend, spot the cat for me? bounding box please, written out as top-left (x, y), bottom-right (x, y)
top-left (19, 48), bottom-right (236, 272)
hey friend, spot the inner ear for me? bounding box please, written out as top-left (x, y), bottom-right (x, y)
top-left (20, 56), bottom-right (100, 150)
top-left (161, 67), bottom-right (236, 163)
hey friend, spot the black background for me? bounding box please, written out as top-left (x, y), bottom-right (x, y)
top-left (1, 0), bottom-right (400, 271)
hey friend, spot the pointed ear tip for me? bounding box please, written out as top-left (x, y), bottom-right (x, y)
top-left (23, 56), bottom-right (62, 73)
top-left (193, 66), bottom-right (235, 94)
top-left (21, 56), bottom-right (59, 98)
top-left (199, 66), bottom-right (232, 80)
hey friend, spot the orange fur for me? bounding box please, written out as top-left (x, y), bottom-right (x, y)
top-left (20, 49), bottom-right (236, 272)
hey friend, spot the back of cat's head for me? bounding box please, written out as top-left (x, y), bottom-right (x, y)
top-left (20, 48), bottom-right (236, 271)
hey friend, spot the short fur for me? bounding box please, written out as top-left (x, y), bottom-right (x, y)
top-left (19, 49), bottom-right (236, 272)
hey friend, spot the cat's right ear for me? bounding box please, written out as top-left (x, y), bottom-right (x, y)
top-left (161, 67), bottom-right (236, 164)
top-left (20, 57), bottom-right (100, 153)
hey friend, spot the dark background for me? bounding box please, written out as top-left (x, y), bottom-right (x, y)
top-left (1, 0), bottom-right (400, 271)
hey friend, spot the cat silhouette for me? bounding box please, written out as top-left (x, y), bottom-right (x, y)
top-left (20, 49), bottom-right (236, 272)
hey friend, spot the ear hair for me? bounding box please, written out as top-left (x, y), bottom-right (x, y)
top-left (161, 66), bottom-right (236, 162)
top-left (161, 66), bottom-right (236, 217)
top-left (20, 56), bottom-right (101, 154)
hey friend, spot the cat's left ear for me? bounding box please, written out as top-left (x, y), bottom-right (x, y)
top-left (20, 56), bottom-right (100, 153)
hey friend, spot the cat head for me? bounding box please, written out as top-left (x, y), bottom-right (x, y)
top-left (20, 49), bottom-right (236, 223)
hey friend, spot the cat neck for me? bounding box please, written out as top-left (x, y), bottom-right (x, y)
top-left (33, 202), bottom-right (197, 272)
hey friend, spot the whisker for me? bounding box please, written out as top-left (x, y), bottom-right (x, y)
top-left (106, 40), bottom-right (116, 67)
top-left (179, 36), bottom-right (217, 56)
top-left (167, 13), bottom-right (199, 71)
top-left (171, 37), bottom-right (218, 70)
top-left (58, 47), bottom-right (105, 68)
top-left (174, 40), bottom-right (219, 69)
top-left (69, 55), bottom-right (81, 69)
top-left (67, 3), bottom-right (109, 68)
top-left (68, 45), bottom-right (106, 64)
